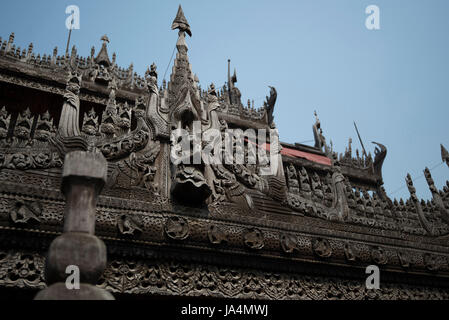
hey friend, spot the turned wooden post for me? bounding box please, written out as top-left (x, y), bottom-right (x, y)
top-left (35, 151), bottom-right (114, 300)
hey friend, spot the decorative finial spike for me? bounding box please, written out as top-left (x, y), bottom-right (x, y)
top-left (442, 144), bottom-right (449, 167)
top-left (172, 5), bottom-right (192, 37)
top-left (101, 35), bottom-right (110, 44)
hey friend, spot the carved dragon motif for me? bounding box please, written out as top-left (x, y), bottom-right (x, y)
top-left (372, 142), bottom-right (387, 177)
top-left (264, 86), bottom-right (277, 127)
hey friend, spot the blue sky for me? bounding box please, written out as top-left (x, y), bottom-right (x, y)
top-left (1, 0), bottom-right (448, 200)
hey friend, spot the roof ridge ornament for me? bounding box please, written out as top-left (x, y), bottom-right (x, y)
top-left (172, 5), bottom-right (192, 37)
top-left (95, 35), bottom-right (111, 67)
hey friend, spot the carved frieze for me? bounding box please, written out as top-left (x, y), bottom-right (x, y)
top-left (0, 152), bottom-right (62, 170)
top-left (0, 250), bottom-right (449, 300)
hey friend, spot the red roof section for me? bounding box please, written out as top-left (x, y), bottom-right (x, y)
top-left (245, 138), bottom-right (332, 166)
top-left (261, 143), bottom-right (332, 166)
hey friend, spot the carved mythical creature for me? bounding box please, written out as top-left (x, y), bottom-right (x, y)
top-left (117, 215), bottom-right (142, 236)
top-left (34, 111), bottom-right (55, 143)
top-left (108, 141), bottom-right (161, 192)
top-left (14, 108), bottom-right (33, 143)
top-left (312, 238), bottom-right (332, 258)
top-left (244, 229), bottom-right (264, 250)
top-left (372, 142), bottom-right (387, 176)
top-left (170, 81), bottom-right (211, 206)
top-left (264, 86), bottom-right (277, 127)
top-left (82, 108), bottom-right (99, 136)
top-left (212, 164), bottom-right (253, 212)
top-left (10, 201), bottom-right (41, 224)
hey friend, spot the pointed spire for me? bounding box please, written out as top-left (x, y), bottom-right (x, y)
top-left (95, 35), bottom-right (111, 67)
top-left (172, 5), bottom-right (192, 37)
top-left (168, 5), bottom-right (198, 105)
top-left (6, 33), bottom-right (14, 52)
top-left (227, 59), bottom-right (231, 90)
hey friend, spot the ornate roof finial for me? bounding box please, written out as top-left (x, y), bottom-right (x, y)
top-left (101, 35), bottom-right (110, 44)
top-left (95, 35), bottom-right (111, 67)
top-left (149, 62), bottom-right (158, 78)
top-left (314, 110), bottom-right (321, 129)
top-left (172, 5), bottom-right (192, 37)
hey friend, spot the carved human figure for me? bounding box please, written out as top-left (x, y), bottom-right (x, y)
top-left (323, 173), bottom-right (334, 207)
top-left (286, 164), bottom-right (300, 195)
top-left (311, 173), bottom-right (324, 200)
top-left (355, 189), bottom-right (366, 216)
top-left (0, 107), bottom-right (11, 140)
top-left (345, 182), bottom-right (356, 209)
top-left (146, 63), bottom-right (160, 119)
top-left (59, 73), bottom-right (81, 137)
top-left (299, 167), bottom-right (311, 194)
top-left (363, 190), bottom-right (375, 218)
top-left (328, 164), bottom-right (349, 221)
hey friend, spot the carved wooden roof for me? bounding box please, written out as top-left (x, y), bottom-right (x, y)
top-left (0, 6), bottom-right (448, 299)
